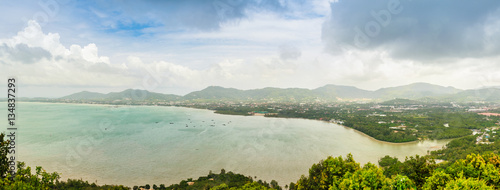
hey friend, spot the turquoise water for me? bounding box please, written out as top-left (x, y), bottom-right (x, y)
top-left (2, 102), bottom-right (449, 187)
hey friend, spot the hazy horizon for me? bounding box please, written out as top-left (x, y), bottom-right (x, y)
top-left (2, 0), bottom-right (500, 98)
top-left (11, 81), bottom-right (500, 99)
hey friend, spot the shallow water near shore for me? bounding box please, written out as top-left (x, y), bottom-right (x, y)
top-left (4, 102), bottom-right (450, 187)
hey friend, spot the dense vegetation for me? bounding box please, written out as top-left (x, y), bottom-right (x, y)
top-left (430, 135), bottom-right (500, 164)
top-left (337, 109), bottom-right (484, 142)
top-left (292, 153), bottom-right (500, 189)
top-left (190, 102), bottom-right (498, 143)
top-left (134, 169), bottom-right (280, 190)
top-left (289, 131), bottom-right (500, 190)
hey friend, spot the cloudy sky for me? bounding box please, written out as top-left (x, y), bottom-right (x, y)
top-left (1, 0), bottom-right (500, 97)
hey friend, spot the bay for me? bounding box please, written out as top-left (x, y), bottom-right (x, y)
top-left (4, 102), bottom-right (449, 187)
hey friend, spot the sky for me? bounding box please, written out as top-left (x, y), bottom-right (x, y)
top-left (1, 0), bottom-right (500, 97)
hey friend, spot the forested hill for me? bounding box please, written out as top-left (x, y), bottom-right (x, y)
top-left (56, 82), bottom-right (500, 103)
top-left (181, 83), bottom-right (464, 102)
top-left (60, 89), bottom-right (182, 102)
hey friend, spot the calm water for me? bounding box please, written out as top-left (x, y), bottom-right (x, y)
top-left (2, 102), bottom-right (450, 187)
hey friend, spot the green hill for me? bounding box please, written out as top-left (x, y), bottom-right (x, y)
top-left (312, 84), bottom-right (373, 100)
top-left (57, 83), bottom-right (500, 103)
top-left (446, 88), bottom-right (500, 102)
top-left (374, 82), bottom-right (462, 100)
top-left (59, 89), bottom-right (182, 102)
top-left (60, 91), bottom-right (106, 100)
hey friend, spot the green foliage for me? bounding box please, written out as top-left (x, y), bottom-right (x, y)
top-left (0, 161), bottom-right (129, 189)
top-left (55, 178), bottom-right (129, 189)
top-left (431, 135), bottom-right (500, 164)
top-left (160, 169), bottom-right (278, 190)
top-left (270, 180), bottom-right (281, 190)
top-left (237, 182), bottom-right (273, 190)
top-left (210, 183), bottom-right (229, 190)
top-left (401, 155), bottom-right (436, 188)
top-left (379, 156), bottom-right (399, 168)
top-left (444, 177), bottom-right (494, 190)
top-left (0, 133), bottom-right (9, 178)
top-left (422, 170), bottom-right (451, 190)
top-left (214, 110), bottom-right (252, 116)
top-left (379, 155), bottom-right (404, 178)
top-left (446, 153), bottom-right (500, 188)
top-left (295, 153), bottom-right (500, 190)
top-left (338, 163), bottom-right (391, 190)
top-left (296, 153), bottom-right (360, 190)
top-left (295, 154), bottom-right (423, 190)
top-left (390, 175), bottom-right (416, 190)
top-left (0, 162), bottom-right (59, 189)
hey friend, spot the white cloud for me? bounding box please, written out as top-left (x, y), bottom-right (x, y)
top-left (0, 20), bottom-right (134, 89)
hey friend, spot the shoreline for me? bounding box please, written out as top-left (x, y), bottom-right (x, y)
top-left (20, 101), bottom-right (453, 145)
top-left (335, 123), bottom-right (420, 145)
top-left (256, 114), bottom-right (424, 144)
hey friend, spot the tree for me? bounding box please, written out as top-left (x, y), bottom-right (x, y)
top-left (444, 177), bottom-right (494, 190)
top-left (238, 182), bottom-right (272, 190)
top-left (422, 170), bottom-right (451, 190)
top-left (379, 155), bottom-right (399, 167)
top-left (295, 154), bottom-right (360, 190)
top-left (210, 183), bottom-right (229, 190)
top-left (0, 133), bottom-right (9, 178)
top-left (0, 162), bottom-right (60, 189)
top-left (446, 153), bottom-right (500, 188)
top-left (401, 155), bottom-right (436, 188)
top-left (379, 155), bottom-right (403, 177)
top-left (391, 175), bottom-right (416, 190)
top-left (270, 180), bottom-right (281, 190)
top-left (339, 163), bottom-right (391, 190)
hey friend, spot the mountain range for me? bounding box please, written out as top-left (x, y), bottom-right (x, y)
top-left (58, 82), bottom-right (500, 102)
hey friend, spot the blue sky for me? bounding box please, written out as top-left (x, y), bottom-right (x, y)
top-left (1, 0), bottom-right (500, 97)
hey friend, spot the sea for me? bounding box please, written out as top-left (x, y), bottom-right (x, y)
top-left (2, 102), bottom-right (450, 187)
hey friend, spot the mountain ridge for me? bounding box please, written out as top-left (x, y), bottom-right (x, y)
top-left (60, 89), bottom-right (182, 101)
top-left (58, 82), bottom-right (500, 102)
